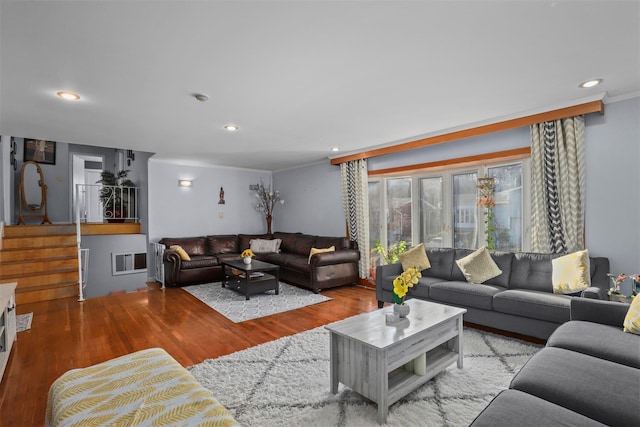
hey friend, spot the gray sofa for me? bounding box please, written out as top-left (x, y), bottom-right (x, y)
top-left (376, 248), bottom-right (610, 339)
top-left (471, 298), bottom-right (640, 427)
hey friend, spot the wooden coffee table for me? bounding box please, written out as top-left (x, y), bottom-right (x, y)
top-left (221, 259), bottom-right (279, 300)
top-left (325, 299), bottom-right (466, 424)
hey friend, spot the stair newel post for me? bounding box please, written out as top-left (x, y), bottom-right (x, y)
top-left (75, 183), bottom-right (85, 302)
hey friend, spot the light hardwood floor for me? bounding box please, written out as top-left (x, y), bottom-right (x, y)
top-left (0, 283), bottom-right (379, 426)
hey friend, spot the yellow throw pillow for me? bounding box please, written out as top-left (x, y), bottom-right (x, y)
top-left (456, 247), bottom-right (502, 284)
top-left (551, 250), bottom-right (590, 294)
top-left (308, 246), bottom-right (335, 263)
top-left (399, 243), bottom-right (431, 272)
top-left (169, 245), bottom-right (191, 261)
top-left (623, 295), bottom-right (640, 334)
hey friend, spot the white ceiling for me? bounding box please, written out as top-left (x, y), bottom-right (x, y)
top-left (1, 1), bottom-right (638, 171)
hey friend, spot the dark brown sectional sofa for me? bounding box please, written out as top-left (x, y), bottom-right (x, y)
top-left (160, 232), bottom-right (360, 293)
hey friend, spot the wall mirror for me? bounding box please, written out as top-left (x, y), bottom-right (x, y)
top-left (18, 160), bottom-right (51, 224)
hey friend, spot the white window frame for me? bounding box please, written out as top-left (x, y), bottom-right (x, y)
top-left (369, 158), bottom-right (531, 253)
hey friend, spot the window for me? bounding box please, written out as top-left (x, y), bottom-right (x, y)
top-left (369, 160), bottom-right (528, 258)
top-left (386, 178), bottom-right (411, 247)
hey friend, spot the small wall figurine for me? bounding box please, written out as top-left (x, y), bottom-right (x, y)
top-left (218, 186), bottom-right (225, 204)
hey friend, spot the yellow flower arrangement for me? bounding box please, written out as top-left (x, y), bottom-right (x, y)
top-left (241, 249), bottom-right (254, 258)
top-left (392, 267), bottom-right (422, 304)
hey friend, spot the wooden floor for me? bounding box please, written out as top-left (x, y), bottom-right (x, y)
top-left (0, 283), bottom-right (379, 426)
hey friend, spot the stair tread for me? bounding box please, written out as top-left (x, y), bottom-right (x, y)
top-left (15, 281), bottom-right (78, 293)
top-left (1, 255), bottom-right (78, 265)
top-left (0, 267), bottom-right (79, 280)
top-left (0, 244), bottom-right (77, 251)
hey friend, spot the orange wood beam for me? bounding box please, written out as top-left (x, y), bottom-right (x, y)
top-left (331, 100), bottom-right (603, 166)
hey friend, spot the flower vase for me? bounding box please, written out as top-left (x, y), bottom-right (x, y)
top-left (243, 257), bottom-right (252, 265)
top-left (393, 303), bottom-right (410, 318)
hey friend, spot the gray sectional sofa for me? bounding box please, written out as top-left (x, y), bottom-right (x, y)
top-left (376, 248), bottom-right (610, 339)
top-left (471, 298), bottom-right (640, 426)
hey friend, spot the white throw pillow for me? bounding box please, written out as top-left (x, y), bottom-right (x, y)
top-left (456, 247), bottom-right (502, 284)
top-left (399, 243), bottom-right (431, 272)
top-left (249, 238), bottom-right (281, 253)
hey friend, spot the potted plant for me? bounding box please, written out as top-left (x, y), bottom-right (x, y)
top-left (97, 170), bottom-right (135, 223)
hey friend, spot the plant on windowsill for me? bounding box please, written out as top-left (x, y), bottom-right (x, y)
top-left (97, 170), bottom-right (136, 223)
top-left (374, 240), bottom-right (408, 265)
top-left (477, 177), bottom-right (497, 250)
top-left (392, 267), bottom-right (421, 317)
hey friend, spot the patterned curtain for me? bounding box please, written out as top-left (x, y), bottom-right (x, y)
top-left (340, 159), bottom-right (369, 278)
top-left (530, 116), bottom-right (586, 253)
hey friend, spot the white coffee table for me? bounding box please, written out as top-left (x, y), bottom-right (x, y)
top-left (325, 299), bottom-right (466, 424)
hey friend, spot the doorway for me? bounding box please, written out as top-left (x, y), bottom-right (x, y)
top-left (71, 154), bottom-right (104, 223)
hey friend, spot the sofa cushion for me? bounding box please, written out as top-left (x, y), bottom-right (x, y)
top-left (216, 253), bottom-right (241, 263)
top-left (206, 235), bottom-right (239, 254)
top-left (551, 250), bottom-right (591, 294)
top-left (294, 234), bottom-right (317, 256)
top-left (510, 347), bottom-right (640, 427)
top-left (470, 389), bottom-right (606, 427)
top-left (408, 276), bottom-right (447, 299)
top-left (423, 248), bottom-right (456, 280)
top-left (180, 256), bottom-right (218, 270)
top-left (277, 253), bottom-right (311, 273)
top-left (493, 289), bottom-right (570, 323)
top-left (547, 320), bottom-right (640, 368)
top-left (624, 294), bottom-right (640, 334)
top-left (399, 243), bottom-right (430, 272)
top-left (509, 252), bottom-right (555, 292)
top-left (161, 237), bottom-right (206, 256)
top-left (170, 245), bottom-right (191, 261)
top-left (316, 236), bottom-right (349, 250)
top-left (273, 232), bottom-right (300, 253)
top-left (455, 247), bottom-right (502, 284)
top-left (429, 281), bottom-right (505, 310)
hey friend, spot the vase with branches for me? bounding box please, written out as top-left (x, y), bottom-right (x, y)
top-left (254, 179), bottom-right (284, 233)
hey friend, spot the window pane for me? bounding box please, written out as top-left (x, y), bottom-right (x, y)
top-left (488, 164), bottom-right (523, 251)
top-left (453, 172), bottom-right (477, 249)
top-left (368, 181), bottom-right (381, 254)
top-left (386, 178), bottom-right (412, 246)
top-left (419, 177), bottom-right (444, 247)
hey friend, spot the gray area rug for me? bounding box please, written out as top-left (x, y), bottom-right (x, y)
top-left (183, 282), bottom-right (332, 323)
top-left (16, 312), bottom-right (33, 332)
top-left (189, 325), bottom-right (541, 426)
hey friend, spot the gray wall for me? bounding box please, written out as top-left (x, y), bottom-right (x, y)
top-left (82, 234), bottom-right (148, 297)
top-left (273, 160), bottom-right (346, 236)
top-left (147, 160), bottom-right (272, 243)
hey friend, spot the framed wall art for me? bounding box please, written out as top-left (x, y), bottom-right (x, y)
top-left (24, 139), bottom-right (56, 165)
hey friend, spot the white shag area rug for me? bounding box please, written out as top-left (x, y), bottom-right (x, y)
top-left (16, 312), bottom-right (33, 332)
top-left (189, 325), bottom-right (541, 426)
top-left (183, 282), bottom-right (332, 323)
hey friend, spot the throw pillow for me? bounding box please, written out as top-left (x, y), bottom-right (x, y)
top-left (399, 243), bottom-right (431, 272)
top-left (551, 249), bottom-right (591, 294)
top-left (308, 246), bottom-right (335, 263)
top-left (456, 247), bottom-right (502, 284)
top-left (169, 245), bottom-right (191, 261)
top-left (623, 295), bottom-right (640, 334)
top-left (249, 238), bottom-right (281, 253)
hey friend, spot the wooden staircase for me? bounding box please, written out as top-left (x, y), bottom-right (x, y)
top-left (0, 224), bottom-right (79, 304)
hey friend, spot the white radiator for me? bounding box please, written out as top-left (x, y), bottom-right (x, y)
top-left (149, 242), bottom-right (166, 288)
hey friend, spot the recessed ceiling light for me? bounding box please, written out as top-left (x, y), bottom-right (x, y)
top-left (57, 91), bottom-right (80, 100)
top-left (330, 147), bottom-right (341, 152)
top-left (579, 79), bottom-right (603, 88)
top-left (224, 124), bottom-right (238, 131)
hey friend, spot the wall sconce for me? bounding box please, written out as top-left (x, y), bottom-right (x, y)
top-left (179, 180), bottom-right (193, 187)
top-left (126, 149), bottom-right (135, 166)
